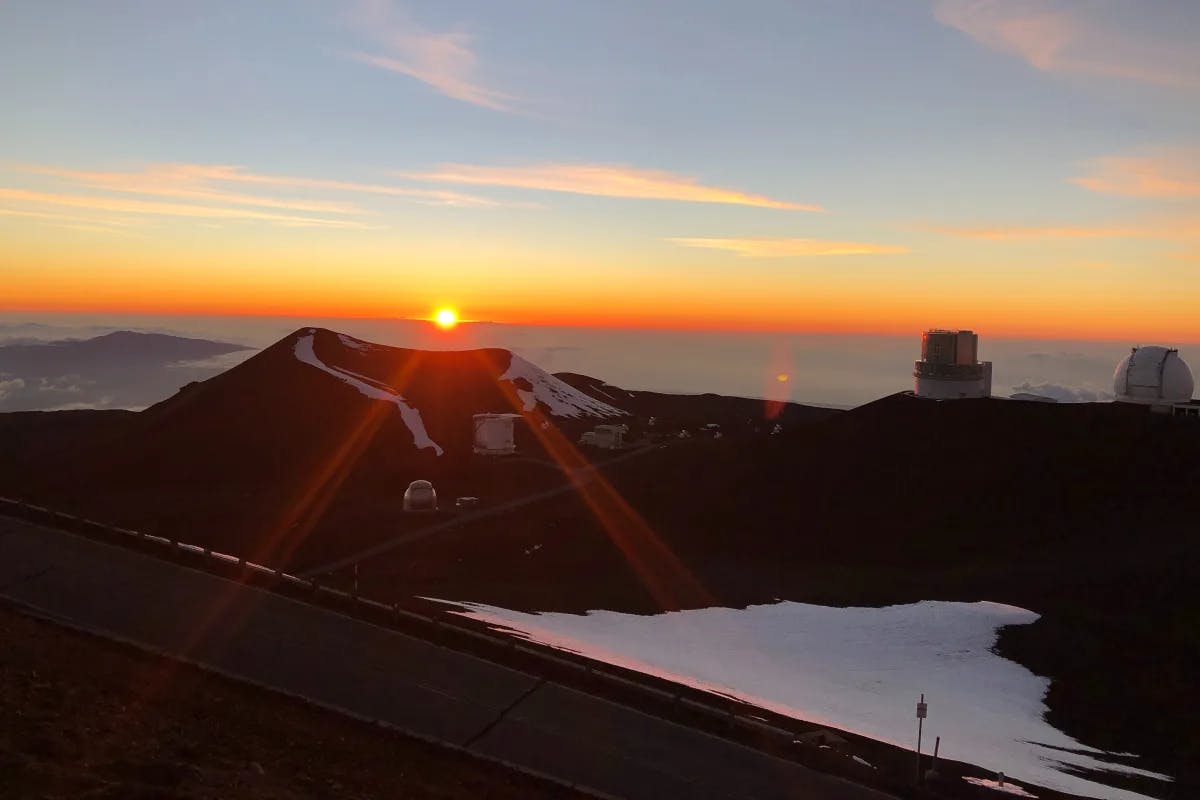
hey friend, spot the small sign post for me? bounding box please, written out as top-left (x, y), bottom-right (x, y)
top-left (915, 693), bottom-right (928, 783)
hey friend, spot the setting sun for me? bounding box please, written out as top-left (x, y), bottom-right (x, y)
top-left (434, 307), bottom-right (459, 330)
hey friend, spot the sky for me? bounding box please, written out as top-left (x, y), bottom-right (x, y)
top-left (1, 0), bottom-right (1198, 340)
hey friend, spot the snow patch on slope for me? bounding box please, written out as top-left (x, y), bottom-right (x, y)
top-left (445, 599), bottom-right (1170, 800)
top-left (337, 333), bottom-right (376, 353)
top-left (500, 354), bottom-right (626, 418)
top-left (963, 777), bottom-right (1038, 798)
top-left (294, 331), bottom-right (443, 455)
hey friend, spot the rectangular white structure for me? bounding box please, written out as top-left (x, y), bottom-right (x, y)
top-left (473, 413), bottom-right (520, 455)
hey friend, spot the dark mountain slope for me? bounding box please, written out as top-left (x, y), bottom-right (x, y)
top-left (3, 328), bottom-right (632, 558)
top-left (554, 371), bottom-right (839, 433)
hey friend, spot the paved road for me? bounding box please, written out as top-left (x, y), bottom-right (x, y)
top-left (0, 518), bottom-right (893, 800)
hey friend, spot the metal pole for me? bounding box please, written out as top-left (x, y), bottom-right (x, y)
top-left (915, 693), bottom-right (926, 784)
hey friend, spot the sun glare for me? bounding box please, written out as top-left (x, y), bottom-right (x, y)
top-left (434, 307), bottom-right (459, 330)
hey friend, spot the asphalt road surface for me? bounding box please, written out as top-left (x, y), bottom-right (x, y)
top-left (0, 517), bottom-right (894, 800)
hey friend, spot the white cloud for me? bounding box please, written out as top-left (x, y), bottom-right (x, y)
top-left (1010, 381), bottom-right (1112, 403)
top-left (350, 0), bottom-right (516, 111)
top-left (0, 376), bottom-right (26, 400)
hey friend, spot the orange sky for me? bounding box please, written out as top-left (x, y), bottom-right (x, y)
top-left (5, 261), bottom-right (1196, 343)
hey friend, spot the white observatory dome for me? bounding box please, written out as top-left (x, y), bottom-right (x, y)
top-left (1112, 346), bottom-right (1194, 404)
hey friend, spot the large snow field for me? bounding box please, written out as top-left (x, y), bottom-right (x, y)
top-left (445, 599), bottom-right (1170, 800)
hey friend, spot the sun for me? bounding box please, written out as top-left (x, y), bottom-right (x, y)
top-left (433, 307), bottom-right (459, 330)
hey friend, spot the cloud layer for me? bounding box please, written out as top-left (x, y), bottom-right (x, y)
top-left (668, 237), bottom-right (907, 257)
top-left (402, 163), bottom-right (818, 210)
top-left (1010, 381), bottom-right (1112, 403)
top-left (0, 162), bottom-right (512, 231)
top-left (934, 0), bottom-right (1200, 88)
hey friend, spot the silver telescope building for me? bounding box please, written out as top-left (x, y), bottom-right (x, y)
top-left (913, 329), bottom-right (992, 399)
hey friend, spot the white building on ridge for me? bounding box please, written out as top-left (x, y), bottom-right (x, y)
top-left (913, 329), bottom-right (992, 399)
top-left (473, 413), bottom-right (521, 455)
top-left (1113, 346), bottom-right (1196, 414)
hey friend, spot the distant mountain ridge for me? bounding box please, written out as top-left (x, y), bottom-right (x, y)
top-left (0, 331), bottom-right (251, 373)
top-left (0, 330), bottom-right (252, 412)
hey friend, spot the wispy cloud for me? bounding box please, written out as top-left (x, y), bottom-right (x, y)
top-left (401, 163), bottom-right (820, 210)
top-left (11, 163), bottom-right (504, 210)
top-left (0, 207), bottom-right (138, 227)
top-left (932, 223), bottom-right (1137, 240)
top-left (0, 161), bottom-right (521, 231)
top-left (933, 0), bottom-right (1200, 88)
top-left (931, 219), bottom-right (1199, 241)
top-left (668, 237), bottom-right (907, 257)
top-left (18, 164), bottom-right (366, 215)
top-left (349, 0), bottom-right (515, 112)
top-left (1072, 148), bottom-right (1200, 198)
top-left (0, 187), bottom-right (371, 228)
top-left (0, 206), bottom-right (143, 235)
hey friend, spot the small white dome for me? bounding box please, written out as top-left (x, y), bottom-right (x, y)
top-left (1113, 346), bottom-right (1194, 404)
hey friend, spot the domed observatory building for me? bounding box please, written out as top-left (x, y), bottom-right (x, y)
top-left (913, 329), bottom-right (993, 399)
top-left (1113, 346), bottom-right (1197, 416)
top-left (403, 480), bottom-right (438, 512)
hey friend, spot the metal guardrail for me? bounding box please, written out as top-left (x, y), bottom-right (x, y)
top-left (0, 495), bottom-right (799, 747)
